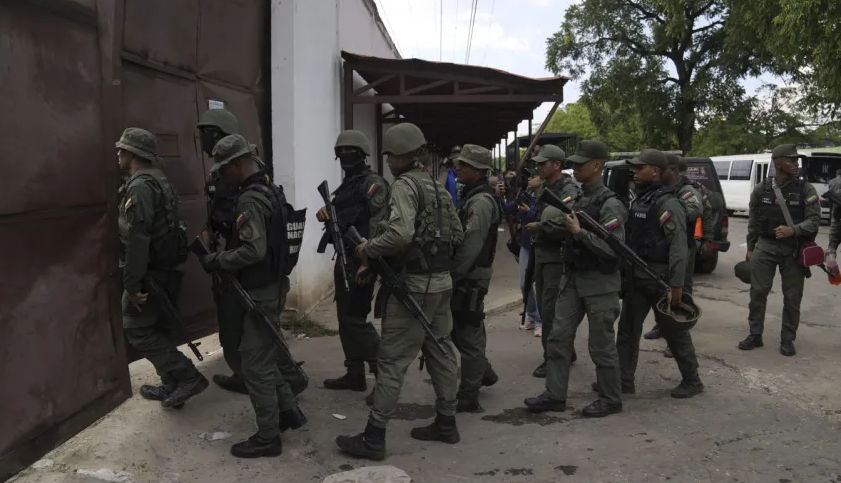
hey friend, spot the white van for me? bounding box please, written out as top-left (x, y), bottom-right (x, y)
top-left (710, 153), bottom-right (772, 213)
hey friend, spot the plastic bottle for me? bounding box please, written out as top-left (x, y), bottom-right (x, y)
top-left (826, 251), bottom-right (841, 285)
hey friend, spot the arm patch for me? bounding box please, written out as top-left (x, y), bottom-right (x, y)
top-left (659, 210), bottom-right (672, 225)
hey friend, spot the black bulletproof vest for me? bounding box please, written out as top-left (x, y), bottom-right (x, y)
top-left (207, 177), bottom-right (238, 244)
top-left (757, 179), bottom-right (807, 239)
top-left (333, 169), bottom-right (377, 239)
top-left (627, 184), bottom-right (675, 264)
top-left (458, 181), bottom-right (500, 270)
top-left (231, 172), bottom-right (288, 288)
top-left (566, 188), bottom-right (619, 273)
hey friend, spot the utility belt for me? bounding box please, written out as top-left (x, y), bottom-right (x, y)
top-left (451, 279), bottom-right (487, 327)
top-left (403, 241), bottom-right (452, 274)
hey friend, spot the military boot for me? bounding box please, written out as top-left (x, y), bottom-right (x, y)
top-left (524, 394), bottom-right (566, 413)
top-left (644, 325), bottom-right (662, 340)
top-left (780, 340), bottom-right (796, 357)
top-left (230, 434), bottom-right (282, 458)
top-left (671, 380), bottom-right (704, 399)
top-left (279, 406), bottom-right (307, 432)
top-left (582, 399), bottom-right (622, 418)
top-left (139, 383), bottom-right (175, 401)
top-left (324, 365), bottom-right (366, 391)
top-left (532, 362), bottom-right (547, 378)
top-left (410, 413), bottom-right (460, 444)
top-left (738, 334), bottom-right (763, 350)
top-left (456, 397), bottom-right (483, 413)
top-left (481, 366), bottom-right (499, 387)
top-left (212, 373), bottom-right (248, 394)
top-left (162, 374), bottom-right (209, 408)
top-left (336, 422), bottom-right (386, 461)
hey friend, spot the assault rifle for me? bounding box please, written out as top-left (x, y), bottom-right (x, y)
top-left (539, 188), bottom-right (671, 294)
top-left (145, 278), bottom-right (203, 361)
top-left (189, 237), bottom-right (308, 385)
top-left (316, 180), bottom-right (350, 292)
top-left (345, 226), bottom-right (452, 362)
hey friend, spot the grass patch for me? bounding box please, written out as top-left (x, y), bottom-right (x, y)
top-left (280, 312), bottom-right (337, 337)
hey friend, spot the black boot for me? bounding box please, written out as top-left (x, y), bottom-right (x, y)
top-left (644, 325), bottom-right (662, 340)
top-left (162, 374), bottom-right (209, 408)
top-left (532, 362), bottom-right (547, 378)
top-left (212, 373), bottom-right (248, 394)
top-left (738, 334), bottom-right (763, 350)
top-left (456, 397), bottom-right (483, 413)
top-left (279, 406), bottom-right (307, 432)
top-left (523, 394), bottom-right (566, 413)
top-left (582, 399), bottom-right (622, 418)
top-left (230, 433), bottom-right (282, 458)
top-left (481, 366), bottom-right (499, 387)
top-left (324, 370), bottom-right (367, 391)
top-left (780, 340), bottom-right (796, 356)
top-left (139, 383), bottom-right (175, 401)
top-left (410, 413), bottom-right (460, 444)
top-left (671, 380), bottom-right (704, 398)
top-left (336, 422), bottom-right (386, 460)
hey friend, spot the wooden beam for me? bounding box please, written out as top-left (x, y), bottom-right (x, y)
top-left (403, 79), bottom-right (451, 96)
top-left (353, 73), bottom-right (396, 96)
top-left (455, 85), bottom-right (506, 95)
top-left (349, 93), bottom-right (562, 104)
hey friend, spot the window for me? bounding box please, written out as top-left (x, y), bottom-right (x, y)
top-left (685, 165), bottom-right (716, 191)
top-left (713, 160), bottom-right (730, 180)
top-left (729, 160), bottom-right (753, 181)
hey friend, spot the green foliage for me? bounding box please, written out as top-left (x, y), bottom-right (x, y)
top-left (545, 102), bottom-right (597, 139)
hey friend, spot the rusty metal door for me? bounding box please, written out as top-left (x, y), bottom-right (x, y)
top-left (0, 0), bottom-right (270, 478)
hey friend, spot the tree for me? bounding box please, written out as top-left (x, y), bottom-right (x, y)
top-left (545, 102), bottom-right (597, 139)
top-left (545, 0), bottom-right (750, 153)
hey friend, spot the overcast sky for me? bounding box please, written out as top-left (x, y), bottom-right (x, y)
top-left (373, 0), bottom-right (779, 149)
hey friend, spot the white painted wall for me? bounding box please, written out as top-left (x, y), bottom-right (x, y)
top-left (270, 0), bottom-right (399, 311)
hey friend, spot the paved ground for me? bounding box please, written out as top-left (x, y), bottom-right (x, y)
top-left (12, 219), bottom-right (841, 483)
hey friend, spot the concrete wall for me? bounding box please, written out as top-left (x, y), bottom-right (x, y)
top-left (270, 0), bottom-right (398, 311)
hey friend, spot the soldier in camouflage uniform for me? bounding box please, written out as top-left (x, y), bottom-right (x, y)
top-left (317, 130), bottom-right (388, 392)
top-left (196, 108), bottom-right (249, 394)
top-left (116, 127), bottom-right (208, 409)
top-left (197, 134), bottom-right (305, 458)
top-left (336, 123), bottom-right (464, 461)
top-left (738, 144), bottom-right (821, 357)
top-left (449, 144), bottom-right (501, 413)
top-left (524, 141), bottom-right (625, 417)
top-left (616, 149), bottom-right (704, 399)
top-left (524, 144), bottom-right (581, 378)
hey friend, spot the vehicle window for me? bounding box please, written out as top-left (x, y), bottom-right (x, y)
top-left (685, 165), bottom-right (717, 192)
top-left (712, 160), bottom-right (730, 180)
top-left (729, 160), bottom-right (752, 181)
top-left (803, 157), bottom-right (841, 184)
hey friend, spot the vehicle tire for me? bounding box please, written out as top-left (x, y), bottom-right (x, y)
top-left (695, 251), bottom-right (718, 274)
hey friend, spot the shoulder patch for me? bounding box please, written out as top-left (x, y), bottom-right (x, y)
top-left (681, 191), bottom-right (696, 201)
top-left (124, 197), bottom-right (134, 211)
top-left (806, 194), bottom-right (819, 205)
top-left (366, 183), bottom-right (380, 198)
top-left (659, 210), bottom-right (672, 225)
top-left (562, 195), bottom-right (574, 205)
top-left (236, 211), bottom-right (250, 229)
top-left (603, 217), bottom-right (620, 232)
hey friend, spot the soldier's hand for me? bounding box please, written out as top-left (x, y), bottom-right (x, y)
top-left (525, 222), bottom-right (540, 233)
top-left (316, 206), bottom-right (328, 222)
top-left (774, 225), bottom-right (795, 239)
top-left (127, 291), bottom-right (148, 311)
top-left (565, 212), bottom-right (581, 234)
top-left (356, 265), bottom-right (374, 286)
top-left (355, 240), bottom-right (368, 258)
top-left (670, 287), bottom-right (683, 308)
top-left (200, 229), bottom-right (211, 247)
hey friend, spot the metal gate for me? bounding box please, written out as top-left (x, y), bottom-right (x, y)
top-left (0, 1), bottom-right (270, 478)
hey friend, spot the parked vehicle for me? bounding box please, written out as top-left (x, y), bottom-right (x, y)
top-left (602, 157), bottom-right (730, 273)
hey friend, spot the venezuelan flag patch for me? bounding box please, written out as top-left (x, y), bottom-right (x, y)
top-left (236, 212), bottom-right (248, 229)
top-left (603, 217), bottom-right (620, 232)
top-left (681, 191), bottom-right (695, 201)
top-left (367, 183), bottom-right (380, 198)
top-left (124, 197), bottom-right (134, 210)
top-left (806, 194), bottom-right (819, 205)
top-left (562, 195), bottom-right (573, 205)
top-left (659, 210), bottom-right (672, 225)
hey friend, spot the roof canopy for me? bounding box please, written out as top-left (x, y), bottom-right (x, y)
top-left (341, 51), bottom-right (568, 154)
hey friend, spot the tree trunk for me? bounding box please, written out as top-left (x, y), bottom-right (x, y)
top-left (677, 91), bottom-right (696, 154)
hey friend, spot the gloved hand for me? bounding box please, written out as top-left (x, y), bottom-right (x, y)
top-left (198, 253), bottom-right (221, 273)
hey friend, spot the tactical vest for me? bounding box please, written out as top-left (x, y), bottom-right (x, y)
top-left (333, 169), bottom-right (380, 238)
top-left (458, 181), bottom-right (500, 270)
top-left (399, 169), bottom-right (457, 274)
top-left (207, 177), bottom-right (237, 243)
top-left (565, 189), bottom-right (619, 273)
top-left (131, 170), bottom-right (187, 270)
top-left (231, 173), bottom-right (289, 288)
top-left (627, 184), bottom-right (675, 264)
top-left (757, 178), bottom-right (812, 240)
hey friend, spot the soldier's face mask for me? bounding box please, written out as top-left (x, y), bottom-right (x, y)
top-left (335, 148), bottom-right (366, 169)
top-left (200, 127), bottom-right (224, 155)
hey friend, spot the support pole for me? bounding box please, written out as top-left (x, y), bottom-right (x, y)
top-left (516, 101), bottom-right (559, 173)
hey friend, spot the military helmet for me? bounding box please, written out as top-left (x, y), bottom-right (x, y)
top-left (210, 134), bottom-right (256, 173)
top-left (382, 123), bottom-right (426, 156)
top-left (654, 293), bottom-right (701, 331)
top-left (197, 108), bottom-right (240, 135)
top-left (532, 144), bottom-right (566, 164)
top-left (734, 260), bottom-right (751, 284)
top-left (334, 129), bottom-right (371, 155)
top-left (456, 144), bottom-right (493, 170)
top-left (115, 127), bottom-right (157, 162)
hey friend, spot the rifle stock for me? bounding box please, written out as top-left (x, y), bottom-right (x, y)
top-left (538, 188), bottom-right (671, 293)
top-left (317, 180), bottom-right (350, 292)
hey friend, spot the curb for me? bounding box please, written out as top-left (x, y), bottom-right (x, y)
top-left (485, 296), bottom-right (523, 316)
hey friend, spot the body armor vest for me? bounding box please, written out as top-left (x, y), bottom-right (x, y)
top-left (757, 179), bottom-right (810, 240)
top-left (333, 169), bottom-right (379, 239)
top-left (400, 169), bottom-right (456, 274)
top-left (207, 177), bottom-right (237, 244)
top-left (459, 181), bottom-right (500, 270)
top-left (627, 184), bottom-right (675, 264)
top-left (566, 189), bottom-right (619, 273)
top-left (231, 173), bottom-right (288, 288)
top-left (124, 170), bottom-right (187, 269)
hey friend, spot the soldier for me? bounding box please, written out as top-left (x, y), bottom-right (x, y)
top-left (450, 144), bottom-right (501, 413)
top-left (317, 130), bottom-right (388, 392)
top-left (738, 144), bottom-right (820, 356)
top-left (524, 144), bottom-right (581, 378)
top-left (616, 149), bottom-right (704, 398)
top-left (644, 154), bottom-right (705, 342)
top-left (524, 140), bottom-right (625, 417)
top-left (336, 123), bottom-right (464, 461)
top-left (196, 108), bottom-right (248, 394)
top-left (196, 134), bottom-right (305, 458)
top-left (116, 127), bottom-right (208, 408)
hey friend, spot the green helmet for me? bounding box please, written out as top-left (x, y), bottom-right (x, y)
top-left (334, 129), bottom-right (371, 155)
top-left (197, 108), bottom-right (240, 135)
top-left (456, 144), bottom-right (493, 170)
top-left (115, 127), bottom-right (157, 162)
top-left (734, 260), bottom-right (751, 284)
top-left (210, 134), bottom-right (255, 173)
top-left (382, 123), bottom-right (426, 156)
top-left (655, 293), bottom-right (702, 331)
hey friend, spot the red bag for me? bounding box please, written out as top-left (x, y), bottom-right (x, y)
top-left (798, 241), bottom-right (825, 267)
